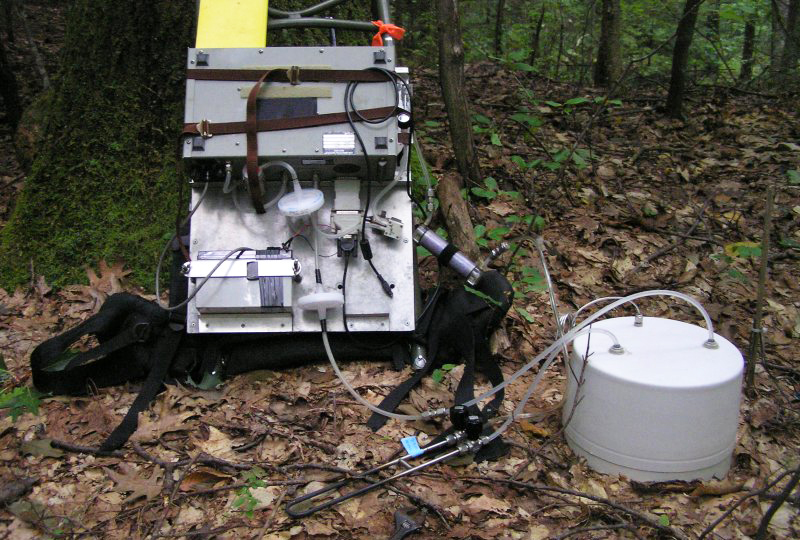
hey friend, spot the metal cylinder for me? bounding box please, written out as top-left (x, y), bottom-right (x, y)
top-left (414, 226), bottom-right (481, 285)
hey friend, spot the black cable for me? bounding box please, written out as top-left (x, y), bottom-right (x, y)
top-left (341, 255), bottom-right (403, 351)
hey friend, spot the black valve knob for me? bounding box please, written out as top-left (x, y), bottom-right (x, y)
top-left (450, 405), bottom-right (468, 430)
top-left (465, 414), bottom-right (483, 440)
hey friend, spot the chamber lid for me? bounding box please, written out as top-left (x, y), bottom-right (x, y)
top-left (571, 317), bottom-right (743, 389)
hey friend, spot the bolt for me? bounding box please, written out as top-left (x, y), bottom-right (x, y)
top-left (609, 344), bottom-right (625, 355)
top-left (319, 48), bottom-right (324, 53)
top-left (282, 148), bottom-right (287, 153)
top-left (258, 49), bottom-right (263, 54)
top-left (314, 148), bottom-right (320, 153)
top-left (235, 141), bottom-right (240, 146)
top-left (237, 87), bottom-right (241, 91)
top-left (634, 313), bottom-right (644, 327)
top-left (704, 339), bottom-right (719, 350)
top-left (186, 140), bottom-right (191, 145)
top-left (190, 60), bottom-right (195, 64)
top-left (241, 323), bottom-right (246, 328)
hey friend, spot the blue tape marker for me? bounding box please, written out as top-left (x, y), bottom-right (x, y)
top-left (401, 436), bottom-right (423, 458)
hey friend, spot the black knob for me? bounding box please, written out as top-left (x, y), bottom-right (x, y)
top-left (465, 414), bottom-right (483, 440)
top-left (450, 405), bottom-right (468, 430)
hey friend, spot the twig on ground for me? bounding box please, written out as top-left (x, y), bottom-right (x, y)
top-left (50, 439), bottom-right (124, 457)
top-left (467, 476), bottom-right (689, 540)
top-left (698, 467), bottom-right (799, 539)
top-left (755, 466), bottom-right (800, 540)
top-left (150, 453), bottom-right (201, 539)
top-left (554, 522), bottom-right (645, 540)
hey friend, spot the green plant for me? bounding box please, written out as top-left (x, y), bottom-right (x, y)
top-left (0, 368), bottom-right (43, 422)
top-left (232, 466), bottom-right (268, 518)
top-left (472, 114), bottom-right (503, 147)
top-left (431, 363), bottom-right (458, 384)
top-left (787, 170), bottom-right (800, 185)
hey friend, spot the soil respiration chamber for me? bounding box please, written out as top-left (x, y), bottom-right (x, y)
top-left (561, 296), bottom-right (744, 482)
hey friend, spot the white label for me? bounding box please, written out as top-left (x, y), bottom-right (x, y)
top-left (323, 132), bottom-right (356, 155)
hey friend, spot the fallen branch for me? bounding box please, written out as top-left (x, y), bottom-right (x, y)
top-left (467, 476), bottom-right (689, 540)
top-left (755, 466), bottom-right (800, 540)
top-left (50, 439), bottom-right (124, 457)
top-left (698, 467), bottom-right (799, 539)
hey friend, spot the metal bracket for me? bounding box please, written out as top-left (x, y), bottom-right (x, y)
top-left (287, 65), bottom-right (301, 85)
top-left (196, 119), bottom-right (213, 139)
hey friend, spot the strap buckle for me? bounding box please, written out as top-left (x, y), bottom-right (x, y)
top-left (287, 65), bottom-right (301, 85)
top-left (196, 119), bottom-right (213, 138)
top-left (133, 322), bottom-right (151, 342)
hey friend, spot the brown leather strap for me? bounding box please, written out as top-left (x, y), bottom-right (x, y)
top-left (186, 68), bottom-right (389, 83)
top-left (183, 105), bottom-right (396, 137)
top-left (246, 70), bottom-right (272, 214)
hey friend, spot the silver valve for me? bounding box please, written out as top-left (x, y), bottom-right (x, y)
top-left (413, 225), bottom-right (481, 286)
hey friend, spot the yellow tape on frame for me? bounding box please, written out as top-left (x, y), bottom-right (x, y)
top-left (196, 0), bottom-right (268, 48)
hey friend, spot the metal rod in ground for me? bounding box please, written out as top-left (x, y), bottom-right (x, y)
top-left (745, 184), bottom-right (774, 395)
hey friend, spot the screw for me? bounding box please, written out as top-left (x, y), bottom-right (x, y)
top-left (404, 321), bottom-right (410, 326)
top-left (282, 148), bottom-right (287, 153)
top-left (190, 60), bottom-right (195, 64)
top-left (237, 87), bottom-right (241, 91)
top-left (314, 148), bottom-right (320, 153)
top-left (403, 238), bottom-right (409, 244)
top-left (319, 48), bottom-right (324, 53)
top-left (389, 138), bottom-right (394, 143)
top-left (258, 49), bottom-right (263, 54)
top-left (241, 323), bottom-right (246, 328)
top-left (609, 344), bottom-right (625, 355)
top-left (192, 239), bottom-right (198, 245)
top-left (186, 140), bottom-right (191, 145)
top-left (190, 322), bottom-right (196, 329)
top-left (235, 141), bottom-right (240, 146)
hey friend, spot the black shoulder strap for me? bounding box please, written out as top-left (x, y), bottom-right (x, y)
top-left (30, 293), bottom-right (184, 451)
top-left (99, 322), bottom-right (184, 451)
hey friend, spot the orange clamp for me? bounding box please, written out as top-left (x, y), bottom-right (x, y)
top-left (371, 20), bottom-right (405, 47)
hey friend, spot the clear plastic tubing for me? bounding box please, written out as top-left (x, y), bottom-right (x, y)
top-left (322, 329), bottom-right (424, 421)
top-left (574, 296), bottom-right (641, 320)
top-left (460, 290), bottom-right (716, 410)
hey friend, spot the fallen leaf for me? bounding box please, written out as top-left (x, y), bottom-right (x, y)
top-left (20, 439), bottom-right (64, 458)
top-left (519, 419), bottom-right (551, 438)
top-left (104, 464), bottom-right (163, 504)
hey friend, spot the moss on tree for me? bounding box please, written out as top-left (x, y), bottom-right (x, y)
top-left (0, 0), bottom-right (381, 290)
top-left (0, 0), bottom-right (195, 288)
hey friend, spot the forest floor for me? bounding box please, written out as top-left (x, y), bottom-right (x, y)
top-left (2, 6), bottom-right (800, 540)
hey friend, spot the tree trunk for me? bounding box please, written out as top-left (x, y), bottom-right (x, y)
top-left (494, 0), bottom-right (505, 56)
top-left (529, 4), bottom-right (545, 66)
top-left (2, 0), bottom-right (14, 42)
top-left (594, 0), bottom-right (622, 86)
top-left (437, 172), bottom-right (478, 260)
top-left (705, 0), bottom-right (721, 80)
top-left (0, 0), bottom-right (196, 288)
top-left (665, 0), bottom-right (703, 119)
top-left (770, 0), bottom-right (789, 74)
top-left (0, 35), bottom-right (21, 129)
top-left (436, 0), bottom-right (481, 186)
top-left (780, 0), bottom-right (800, 76)
top-left (740, 16), bottom-right (756, 82)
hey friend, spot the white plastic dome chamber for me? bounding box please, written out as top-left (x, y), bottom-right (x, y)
top-left (563, 316), bottom-right (744, 481)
